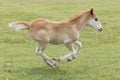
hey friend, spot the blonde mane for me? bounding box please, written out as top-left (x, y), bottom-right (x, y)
top-left (67, 9), bottom-right (90, 22)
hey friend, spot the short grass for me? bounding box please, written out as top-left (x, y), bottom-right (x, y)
top-left (0, 0), bottom-right (120, 80)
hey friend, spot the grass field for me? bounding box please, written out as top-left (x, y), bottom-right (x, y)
top-left (0, 0), bottom-right (120, 80)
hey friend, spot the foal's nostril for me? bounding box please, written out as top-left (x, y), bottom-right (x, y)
top-left (98, 28), bottom-right (102, 32)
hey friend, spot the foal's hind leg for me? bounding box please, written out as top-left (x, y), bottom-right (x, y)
top-left (36, 42), bottom-right (59, 68)
top-left (35, 42), bottom-right (40, 54)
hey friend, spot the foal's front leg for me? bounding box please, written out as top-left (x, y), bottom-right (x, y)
top-left (36, 42), bottom-right (59, 68)
top-left (54, 40), bottom-right (82, 62)
top-left (62, 40), bottom-right (82, 60)
top-left (57, 43), bottom-right (76, 62)
top-left (74, 40), bottom-right (82, 56)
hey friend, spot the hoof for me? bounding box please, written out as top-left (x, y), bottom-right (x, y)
top-left (67, 58), bottom-right (72, 62)
top-left (52, 58), bottom-right (61, 62)
top-left (46, 59), bottom-right (59, 68)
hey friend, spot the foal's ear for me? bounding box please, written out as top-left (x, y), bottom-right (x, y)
top-left (90, 8), bottom-right (93, 16)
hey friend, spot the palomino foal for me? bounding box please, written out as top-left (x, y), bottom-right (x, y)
top-left (9, 8), bottom-right (103, 68)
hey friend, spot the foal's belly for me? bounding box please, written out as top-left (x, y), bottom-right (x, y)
top-left (49, 39), bottom-right (64, 45)
top-left (49, 36), bottom-right (78, 45)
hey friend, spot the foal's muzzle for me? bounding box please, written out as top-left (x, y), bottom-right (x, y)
top-left (98, 28), bottom-right (102, 32)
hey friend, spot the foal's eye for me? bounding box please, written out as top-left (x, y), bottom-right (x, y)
top-left (95, 18), bottom-right (98, 21)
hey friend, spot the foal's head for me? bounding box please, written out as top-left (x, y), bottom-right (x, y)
top-left (87, 8), bottom-right (103, 32)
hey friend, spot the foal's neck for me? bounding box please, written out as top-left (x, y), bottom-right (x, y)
top-left (69, 12), bottom-right (90, 32)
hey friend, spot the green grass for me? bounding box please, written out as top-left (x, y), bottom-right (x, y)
top-left (0, 0), bottom-right (120, 80)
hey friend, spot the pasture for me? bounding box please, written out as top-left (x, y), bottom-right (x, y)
top-left (0, 0), bottom-right (120, 80)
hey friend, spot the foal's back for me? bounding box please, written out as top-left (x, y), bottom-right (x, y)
top-left (28, 18), bottom-right (78, 44)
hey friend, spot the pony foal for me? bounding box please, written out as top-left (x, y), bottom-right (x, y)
top-left (9, 8), bottom-right (103, 68)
